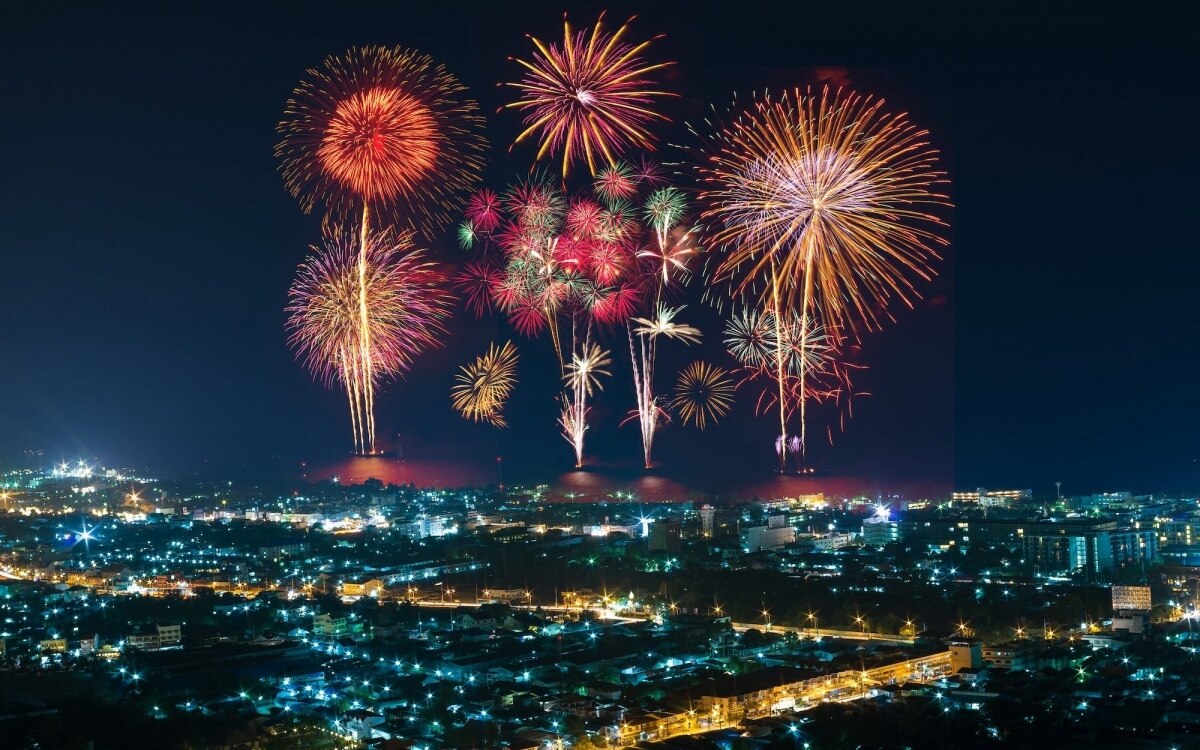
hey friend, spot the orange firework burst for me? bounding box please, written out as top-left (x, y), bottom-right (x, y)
top-left (277, 45), bottom-right (486, 236)
top-left (693, 86), bottom-right (948, 465)
top-left (693, 86), bottom-right (949, 328)
top-left (504, 12), bottom-right (675, 178)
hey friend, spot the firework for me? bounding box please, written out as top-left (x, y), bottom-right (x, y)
top-left (672, 361), bottom-right (734, 429)
top-left (460, 163), bottom-right (701, 467)
top-left (560, 340), bottom-right (612, 467)
top-left (724, 308), bottom-right (837, 376)
top-left (725, 307), bottom-right (861, 466)
top-left (622, 177), bottom-right (702, 468)
top-left (643, 187), bottom-right (687, 248)
top-left (277, 45), bottom-right (486, 235)
top-left (631, 305), bottom-right (701, 343)
top-left (286, 227), bottom-right (453, 454)
top-left (625, 305), bottom-right (703, 467)
top-left (278, 46), bottom-right (483, 453)
top-left (595, 162), bottom-right (639, 204)
top-left (693, 86), bottom-right (948, 464)
top-left (452, 341), bottom-right (519, 428)
top-left (503, 13), bottom-right (675, 177)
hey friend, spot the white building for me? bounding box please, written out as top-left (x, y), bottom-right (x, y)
top-left (743, 525), bottom-right (796, 552)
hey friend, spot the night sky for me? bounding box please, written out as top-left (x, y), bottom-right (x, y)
top-left (1, 2), bottom-right (1194, 494)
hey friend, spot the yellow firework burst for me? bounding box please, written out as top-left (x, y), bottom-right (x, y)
top-left (452, 341), bottom-right (519, 428)
top-left (671, 361), bottom-right (735, 430)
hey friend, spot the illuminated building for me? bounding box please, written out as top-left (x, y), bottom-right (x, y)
top-left (312, 613), bottom-right (370, 643)
top-left (951, 488), bottom-right (1032, 509)
top-left (1112, 585), bottom-right (1152, 634)
top-left (742, 524), bottom-right (796, 552)
top-left (699, 505), bottom-right (715, 537)
top-left (949, 641), bottom-right (983, 672)
top-left (861, 517), bottom-right (901, 547)
top-left (127, 623), bottom-right (182, 650)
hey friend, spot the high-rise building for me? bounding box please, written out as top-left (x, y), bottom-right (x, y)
top-left (861, 517), bottom-right (900, 547)
top-left (949, 641), bottom-right (982, 672)
top-left (699, 505), bottom-right (715, 537)
top-left (648, 520), bottom-right (682, 553)
top-left (1111, 585), bottom-right (1151, 634)
top-left (898, 517), bottom-right (1155, 579)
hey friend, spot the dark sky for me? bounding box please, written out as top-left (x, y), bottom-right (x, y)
top-left (1, 1), bottom-right (1194, 494)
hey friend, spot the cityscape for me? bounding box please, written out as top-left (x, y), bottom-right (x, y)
top-left (2, 2), bottom-right (1193, 749)
top-left (1, 463), bottom-right (1198, 749)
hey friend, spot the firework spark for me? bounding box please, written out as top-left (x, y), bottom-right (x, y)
top-left (672, 361), bottom-right (735, 430)
top-left (504, 13), bottom-right (675, 178)
top-left (725, 306), bottom-right (861, 466)
top-left (560, 340), bottom-right (612, 467)
top-left (277, 45), bottom-right (486, 235)
top-left (452, 341), bottom-right (519, 428)
top-left (286, 227), bottom-right (453, 454)
top-left (693, 86), bottom-right (948, 464)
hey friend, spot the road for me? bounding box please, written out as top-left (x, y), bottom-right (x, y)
top-left (729, 621), bottom-right (917, 644)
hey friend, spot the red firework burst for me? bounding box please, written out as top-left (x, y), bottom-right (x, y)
top-left (595, 161), bottom-right (640, 204)
top-left (588, 240), bottom-right (628, 286)
top-left (503, 13), bottom-right (676, 177)
top-left (591, 282), bottom-right (642, 324)
top-left (509, 297), bottom-right (549, 336)
top-left (466, 189), bottom-right (502, 232)
top-left (455, 260), bottom-right (504, 318)
top-left (566, 198), bottom-right (605, 237)
top-left (277, 46), bottom-right (486, 236)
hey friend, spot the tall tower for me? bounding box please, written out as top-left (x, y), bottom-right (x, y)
top-left (700, 504), bottom-right (715, 537)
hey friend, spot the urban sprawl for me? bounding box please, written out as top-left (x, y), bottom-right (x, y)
top-left (1, 462), bottom-right (1198, 749)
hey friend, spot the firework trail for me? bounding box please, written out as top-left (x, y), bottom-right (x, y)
top-left (725, 308), bottom-right (861, 467)
top-left (286, 227), bottom-right (453, 454)
top-left (278, 45), bottom-right (484, 453)
top-left (503, 12), bottom-right (675, 178)
top-left (623, 176), bottom-right (701, 468)
top-left (452, 341), bottom-right (520, 428)
top-left (626, 304), bottom-right (701, 467)
top-left (692, 86), bottom-right (948, 465)
top-left (560, 340), bottom-right (612, 467)
top-left (671, 361), bottom-right (734, 430)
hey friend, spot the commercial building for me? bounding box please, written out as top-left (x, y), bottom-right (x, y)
top-left (127, 623), bottom-right (182, 650)
top-left (794, 532), bottom-right (854, 551)
top-left (951, 488), bottom-right (1032, 509)
top-left (312, 613), bottom-right (370, 643)
top-left (742, 525), bottom-right (796, 552)
top-left (861, 518), bottom-right (900, 547)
